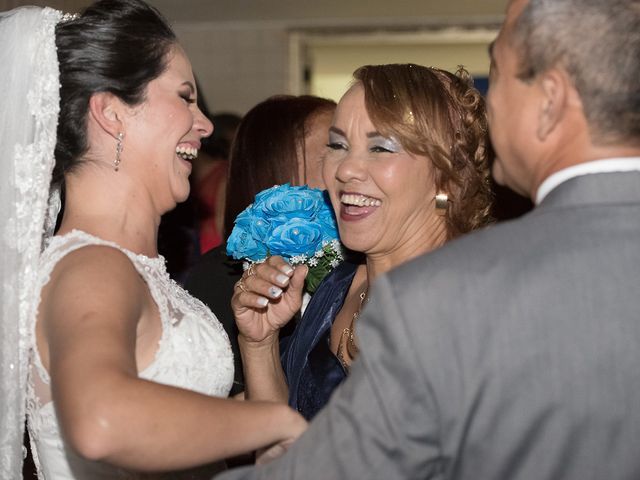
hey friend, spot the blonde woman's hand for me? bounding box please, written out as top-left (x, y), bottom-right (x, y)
top-left (232, 256), bottom-right (308, 345)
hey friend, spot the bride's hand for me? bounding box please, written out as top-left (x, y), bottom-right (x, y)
top-left (232, 256), bottom-right (308, 344)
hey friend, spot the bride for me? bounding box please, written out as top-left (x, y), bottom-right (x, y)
top-left (0, 1), bottom-right (306, 478)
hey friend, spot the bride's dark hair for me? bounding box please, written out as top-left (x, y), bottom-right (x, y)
top-left (53, 0), bottom-right (176, 188)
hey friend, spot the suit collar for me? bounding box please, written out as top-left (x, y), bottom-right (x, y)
top-left (535, 157), bottom-right (640, 204)
top-left (537, 171), bottom-right (640, 211)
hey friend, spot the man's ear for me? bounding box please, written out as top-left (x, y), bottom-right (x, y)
top-left (88, 92), bottom-right (125, 139)
top-left (536, 68), bottom-right (569, 141)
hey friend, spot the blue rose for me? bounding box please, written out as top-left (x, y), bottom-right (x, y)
top-left (226, 184), bottom-right (342, 272)
top-left (226, 212), bottom-right (269, 261)
top-left (255, 184), bottom-right (324, 221)
top-left (252, 184), bottom-right (281, 204)
top-left (267, 218), bottom-right (324, 259)
top-left (236, 206), bottom-right (271, 242)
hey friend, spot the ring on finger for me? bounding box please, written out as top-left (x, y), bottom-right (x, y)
top-left (236, 279), bottom-right (248, 293)
top-left (246, 263), bottom-right (256, 277)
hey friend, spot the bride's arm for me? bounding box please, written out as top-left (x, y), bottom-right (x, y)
top-left (232, 256), bottom-right (308, 404)
top-left (38, 246), bottom-right (306, 472)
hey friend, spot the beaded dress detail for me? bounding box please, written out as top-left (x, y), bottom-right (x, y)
top-left (26, 230), bottom-right (234, 479)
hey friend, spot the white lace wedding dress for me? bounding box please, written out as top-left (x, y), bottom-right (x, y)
top-left (26, 230), bottom-right (234, 479)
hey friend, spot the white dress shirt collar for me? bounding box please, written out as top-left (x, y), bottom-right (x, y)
top-left (535, 157), bottom-right (640, 205)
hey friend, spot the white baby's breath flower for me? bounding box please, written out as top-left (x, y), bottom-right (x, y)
top-left (290, 254), bottom-right (309, 265)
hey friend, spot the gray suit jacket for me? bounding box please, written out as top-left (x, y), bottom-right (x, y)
top-left (218, 172), bottom-right (640, 480)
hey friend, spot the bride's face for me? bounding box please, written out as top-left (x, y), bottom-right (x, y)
top-left (123, 46), bottom-right (213, 212)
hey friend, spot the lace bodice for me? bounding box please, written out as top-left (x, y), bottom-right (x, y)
top-left (26, 230), bottom-right (234, 479)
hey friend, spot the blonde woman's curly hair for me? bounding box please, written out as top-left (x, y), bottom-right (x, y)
top-left (353, 64), bottom-right (494, 240)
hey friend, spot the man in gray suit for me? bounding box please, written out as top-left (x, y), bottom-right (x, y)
top-left (219, 0), bottom-right (640, 478)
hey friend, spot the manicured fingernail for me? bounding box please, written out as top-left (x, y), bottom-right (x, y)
top-left (275, 274), bottom-right (290, 286)
top-left (269, 286), bottom-right (283, 298)
top-left (256, 297), bottom-right (269, 307)
top-left (279, 264), bottom-right (294, 275)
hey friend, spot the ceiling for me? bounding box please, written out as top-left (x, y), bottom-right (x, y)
top-left (2, 0), bottom-right (507, 25)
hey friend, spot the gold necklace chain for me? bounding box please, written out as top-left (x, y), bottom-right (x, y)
top-left (336, 290), bottom-right (368, 372)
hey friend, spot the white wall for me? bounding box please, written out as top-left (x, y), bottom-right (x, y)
top-left (161, 0), bottom-right (507, 115)
top-left (174, 25), bottom-right (503, 114)
top-left (174, 23), bottom-right (291, 114)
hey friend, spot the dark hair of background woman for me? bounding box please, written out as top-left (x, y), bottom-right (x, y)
top-left (223, 94), bottom-right (336, 237)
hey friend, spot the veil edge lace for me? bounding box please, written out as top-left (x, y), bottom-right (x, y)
top-left (0, 6), bottom-right (62, 478)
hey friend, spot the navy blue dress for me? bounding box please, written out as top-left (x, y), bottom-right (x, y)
top-left (280, 261), bottom-right (358, 420)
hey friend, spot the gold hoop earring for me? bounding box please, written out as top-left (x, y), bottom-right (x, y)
top-left (114, 132), bottom-right (124, 171)
top-left (434, 193), bottom-right (448, 216)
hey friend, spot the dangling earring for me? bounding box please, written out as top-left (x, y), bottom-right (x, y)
top-left (434, 193), bottom-right (448, 216)
top-left (114, 132), bottom-right (124, 171)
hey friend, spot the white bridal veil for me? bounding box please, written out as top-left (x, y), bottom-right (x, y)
top-left (0, 6), bottom-right (62, 477)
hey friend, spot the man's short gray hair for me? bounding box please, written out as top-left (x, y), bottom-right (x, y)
top-left (511, 0), bottom-right (640, 144)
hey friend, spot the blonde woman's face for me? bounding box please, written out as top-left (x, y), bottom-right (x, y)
top-left (322, 84), bottom-right (444, 262)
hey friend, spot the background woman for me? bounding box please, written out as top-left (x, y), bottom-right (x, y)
top-left (186, 94), bottom-right (336, 396)
top-left (232, 64), bottom-right (494, 420)
top-left (0, 1), bottom-right (306, 478)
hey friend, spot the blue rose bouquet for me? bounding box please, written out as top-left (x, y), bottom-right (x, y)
top-left (226, 184), bottom-right (344, 294)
